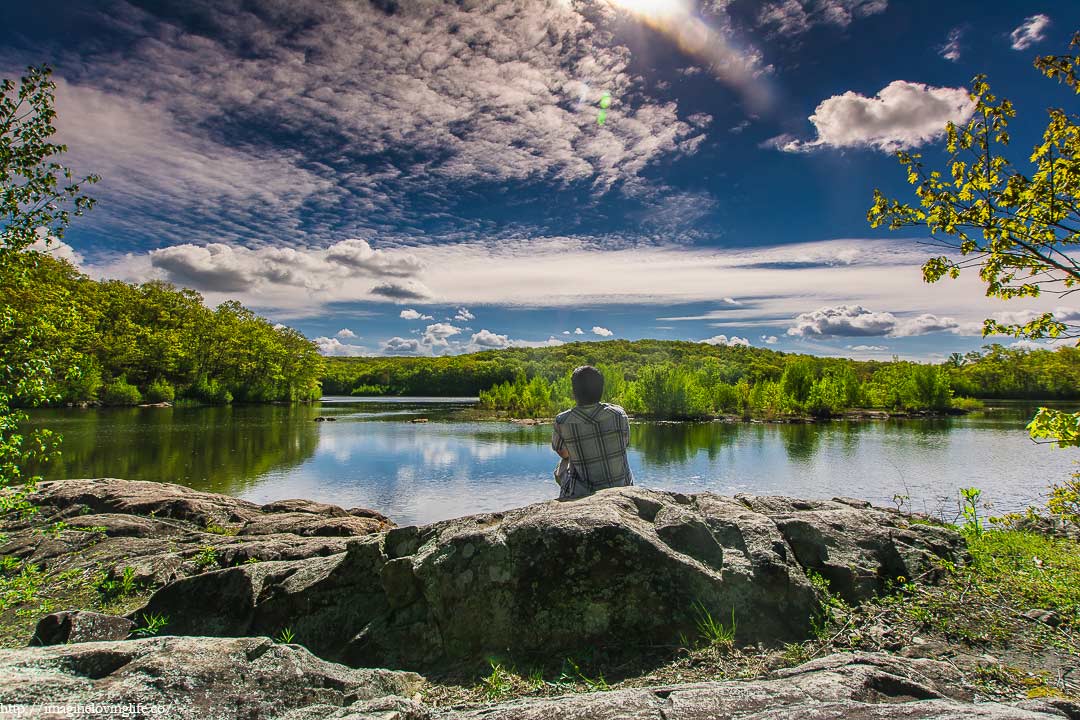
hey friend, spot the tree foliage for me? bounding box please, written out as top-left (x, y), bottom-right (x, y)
top-left (1, 251), bottom-right (326, 406)
top-left (868, 35), bottom-right (1080, 447)
top-left (1, 66), bottom-right (100, 512)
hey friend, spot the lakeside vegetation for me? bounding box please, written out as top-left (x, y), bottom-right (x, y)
top-left (320, 341), bottom-right (1080, 419)
top-left (2, 251), bottom-right (324, 407)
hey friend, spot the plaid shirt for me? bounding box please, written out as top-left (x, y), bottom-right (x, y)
top-left (551, 402), bottom-right (633, 499)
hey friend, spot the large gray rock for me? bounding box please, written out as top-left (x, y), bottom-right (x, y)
top-left (447, 653), bottom-right (1074, 720)
top-left (137, 488), bottom-right (963, 672)
top-left (0, 479), bottom-right (392, 590)
top-left (30, 611), bottom-right (135, 646)
top-left (0, 636), bottom-right (423, 720)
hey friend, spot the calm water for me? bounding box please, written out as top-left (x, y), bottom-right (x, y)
top-left (25, 397), bottom-right (1079, 526)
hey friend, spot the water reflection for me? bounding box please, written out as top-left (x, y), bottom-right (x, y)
top-left (23, 398), bottom-right (1080, 526)
top-left (25, 404), bottom-right (321, 497)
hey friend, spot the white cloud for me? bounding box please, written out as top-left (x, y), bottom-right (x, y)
top-left (701, 335), bottom-right (750, 346)
top-left (147, 239), bottom-right (424, 295)
top-left (848, 344), bottom-right (888, 351)
top-left (562, 331), bottom-right (571, 335)
top-left (757, 0), bottom-right (887, 36)
top-left (1008, 338), bottom-right (1075, 351)
top-left (469, 329), bottom-right (511, 349)
top-left (314, 336), bottom-right (368, 356)
top-left (454, 308), bottom-right (476, 322)
top-left (762, 335), bottom-right (778, 345)
top-left (939, 27), bottom-right (963, 62)
top-left (382, 337), bottom-right (427, 355)
top-left (1010, 14), bottom-right (1051, 51)
top-left (335, 328), bottom-right (357, 339)
top-left (30, 235), bottom-right (85, 266)
top-left (574, 328), bottom-right (585, 335)
top-left (775, 81), bottom-right (975, 153)
top-left (786, 304), bottom-right (968, 338)
top-left (592, 326), bottom-right (614, 337)
top-left (989, 307), bottom-right (1080, 326)
top-left (466, 329), bottom-right (564, 351)
top-left (400, 309), bottom-right (434, 321)
top-left (422, 323), bottom-right (463, 347)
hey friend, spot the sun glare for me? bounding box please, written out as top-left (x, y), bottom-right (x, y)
top-left (607, 0), bottom-right (687, 19)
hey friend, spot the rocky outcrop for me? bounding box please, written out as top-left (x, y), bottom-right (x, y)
top-left (1, 479), bottom-right (392, 588)
top-left (0, 642), bottom-right (1070, 720)
top-left (448, 653), bottom-right (1076, 720)
top-left (30, 610), bottom-right (135, 646)
top-left (0, 636), bottom-right (423, 720)
top-left (137, 487), bottom-right (963, 672)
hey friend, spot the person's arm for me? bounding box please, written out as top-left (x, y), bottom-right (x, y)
top-left (619, 409), bottom-right (630, 449)
top-left (552, 423), bottom-right (570, 459)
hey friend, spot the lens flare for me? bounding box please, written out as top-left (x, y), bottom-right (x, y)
top-left (604, 0), bottom-right (773, 112)
top-left (607, 0), bottom-right (688, 19)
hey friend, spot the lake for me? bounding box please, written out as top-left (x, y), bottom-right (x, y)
top-left (24, 397), bottom-right (1080, 526)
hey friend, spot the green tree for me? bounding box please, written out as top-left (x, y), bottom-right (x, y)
top-left (868, 35), bottom-right (1080, 446)
top-left (1, 66), bottom-right (97, 511)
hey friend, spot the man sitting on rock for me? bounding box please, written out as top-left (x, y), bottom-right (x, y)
top-left (552, 365), bottom-right (633, 499)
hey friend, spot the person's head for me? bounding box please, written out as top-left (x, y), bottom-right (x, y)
top-left (571, 365), bottom-right (604, 405)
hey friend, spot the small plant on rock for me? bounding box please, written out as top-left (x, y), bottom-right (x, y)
top-left (131, 612), bottom-right (169, 637)
top-left (94, 566), bottom-right (138, 601)
top-left (275, 626), bottom-right (296, 644)
top-left (693, 602), bottom-right (737, 648)
top-left (193, 545), bottom-right (219, 569)
top-left (480, 659), bottom-right (514, 700)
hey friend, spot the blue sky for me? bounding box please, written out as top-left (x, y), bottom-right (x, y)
top-left (3, 0), bottom-right (1078, 358)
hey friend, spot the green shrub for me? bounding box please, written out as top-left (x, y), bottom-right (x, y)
top-left (144, 378), bottom-right (175, 403)
top-left (951, 396), bottom-right (984, 412)
top-left (100, 377), bottom-right (143, 406)
top-left (188, 375), bottom-right (233, 405)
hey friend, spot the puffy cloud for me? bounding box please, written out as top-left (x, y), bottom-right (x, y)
top-left (148, 239), bottom-right (424, 296)
top-left (335, 328), bottom-right (357, 339)
top-left (762, 335), bottom-right (778, 345)
top-left (939, 27), bottom-right (963, 62)
top-left (454, 308), bottom-right (476, 322)
top-left (382, 337), bottom-right (427, 355)
top-left (757, 0), bottom-right (887, 36)
top-left (400, 309), bottom-right (434, 321)
top-left (1008, 338), bottom-right (1075, 351)
top-left (786, 305), bottom-right (966, 338)
top-left (774, 81), bottom-right (975, 153)
top-left (370, 280), bottom-right (433, 302)
top-left (469, 329), bottom-right (511, 349)
top-left (990, 307), bottom-right (1080, 325)
top-left (30, 235), bottom-right (85, 266)
top-left (422, 323), bottom-right (463, 347)
top-left (592, 326), bottom-right (614, 337)
top-left (848, 344), bottom-right (888, 351)
top-left (314, 336), bottom-right (368, 356)
top-left (324, 239), bottom-right (423, 277)
top-left (574, 328), bottom-right (585, 335)
top-left (466, 330), bottom-right (564, 351)
top-left (701, 335), bottom-right (750, 346)
top-left (1011, 14), bottom-right (1051, 51)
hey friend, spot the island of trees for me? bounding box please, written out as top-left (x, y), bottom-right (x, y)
top-left (320, 341), bottom-right (1080, 420)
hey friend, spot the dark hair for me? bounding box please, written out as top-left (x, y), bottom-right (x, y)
top-left (571, 365), bottom-right (604, 405)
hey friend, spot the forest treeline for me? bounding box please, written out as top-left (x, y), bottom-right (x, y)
top-left (2, 252), bottom-right (323, 406)
top-left (322, 340), bottom-right (1080, 419)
